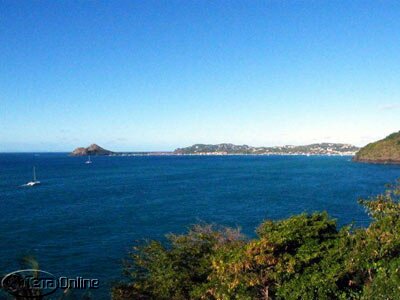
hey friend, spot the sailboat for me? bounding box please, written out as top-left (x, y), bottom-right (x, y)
top-left (26, 167), bottom-right (41, 186)
top-left (85, 155), bottom-right (92, 164)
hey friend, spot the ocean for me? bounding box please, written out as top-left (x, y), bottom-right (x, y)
top-left (0, 153), bottom-right (399, 298)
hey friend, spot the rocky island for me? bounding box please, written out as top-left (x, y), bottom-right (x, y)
top-left (70, 144), bottom-right (114, 156)
top-left (353, 131), bottom-right (400, 164)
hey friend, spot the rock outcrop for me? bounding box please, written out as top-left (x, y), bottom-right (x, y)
top-left (70, 144), bottom-right (114, 156)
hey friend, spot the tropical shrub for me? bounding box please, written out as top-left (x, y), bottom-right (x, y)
top-left (112, 180), bottom-right (400, 300)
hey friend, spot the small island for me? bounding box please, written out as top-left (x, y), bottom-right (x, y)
top-left (353, 131), bottom-right (400, 164)
top-left (70, 144), bottom-right (172, 156)
top-left (70, 144), bottom-right (114, 156)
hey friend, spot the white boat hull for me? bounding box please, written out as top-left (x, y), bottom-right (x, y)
top-left (26, 181), bottom-right (40, 186)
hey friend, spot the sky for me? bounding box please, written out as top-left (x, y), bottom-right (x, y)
top-left (1, 1), bottom-right (399, 152)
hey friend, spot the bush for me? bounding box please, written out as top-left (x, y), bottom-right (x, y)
top-left (113, 180), bottom-right (400, 300)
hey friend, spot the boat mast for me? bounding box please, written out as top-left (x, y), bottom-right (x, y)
top-left (33, 167), bottom-right (36, 181)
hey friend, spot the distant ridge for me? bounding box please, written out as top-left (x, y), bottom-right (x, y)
top-left (353, 131), bottom-right (400, 164)
top-left (70, 144), bottom-right (114, 156)
top-left (173, 143), bottom-right (359, 155)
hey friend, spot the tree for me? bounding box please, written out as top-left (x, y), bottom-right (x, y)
top-left (112, 179), bottom-right (400, 300)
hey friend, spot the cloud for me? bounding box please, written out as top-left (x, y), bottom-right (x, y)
top-left (379, 104), bottom-right (400, 110)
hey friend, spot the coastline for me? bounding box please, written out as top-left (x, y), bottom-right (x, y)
top-left (107, 152), bottom-right (357, 157)
top-left (352, 158), bottom-right (400, 165)
top-left (70, 143), bottom-right (359, 157)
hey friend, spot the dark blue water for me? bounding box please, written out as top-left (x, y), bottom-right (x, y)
top-left (0, 153), bottom-right (399, 298)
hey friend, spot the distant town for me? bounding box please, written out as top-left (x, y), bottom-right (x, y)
top-left (173, 143), bottom-right (359, 156)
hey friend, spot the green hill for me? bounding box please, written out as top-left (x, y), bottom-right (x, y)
top-left (354, 131), bottom-right (400, 163)
top-left (174, 143), bottom-right (359, 155)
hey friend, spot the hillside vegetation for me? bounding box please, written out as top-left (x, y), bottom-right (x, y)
top-left (354, 131), bottom-right (400, 163)
top-left (174, 143), bottom-right (359, 155)
top-left (113, 180), bottom-right (400, 300)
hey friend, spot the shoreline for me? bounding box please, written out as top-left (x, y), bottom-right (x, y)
top-left (92, 153), bottom-right (357, 157)
top-left (352, 158), bottom-right (400, 165)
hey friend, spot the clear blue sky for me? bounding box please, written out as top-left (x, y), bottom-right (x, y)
top-left (1, 1), bottom-right (399, 151)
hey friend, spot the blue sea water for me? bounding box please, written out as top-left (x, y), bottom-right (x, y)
top-left (0, 153), bottom-right (399, 298)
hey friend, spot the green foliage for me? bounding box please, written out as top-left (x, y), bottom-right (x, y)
top-left (113, 180), bottom-right (400, 299)
top-left (112, 225), bottom-right (244, 300)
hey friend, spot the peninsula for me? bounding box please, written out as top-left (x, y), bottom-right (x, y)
top-left (174, 143), bottom-right (358, 156)
top-left (353, 131), bottom-right (400, 164)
